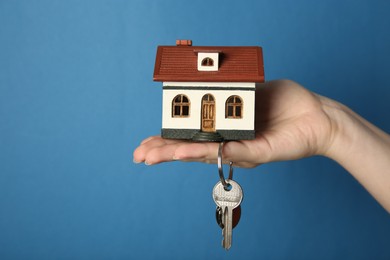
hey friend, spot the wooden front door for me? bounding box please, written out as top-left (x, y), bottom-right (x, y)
top-left (201, 94), bottom-right (215, 132)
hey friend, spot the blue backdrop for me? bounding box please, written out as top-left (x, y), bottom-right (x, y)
top-left (1, 0), bottom-right (389, 259)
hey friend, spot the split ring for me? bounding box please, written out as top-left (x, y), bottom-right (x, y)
top-left (217, 142), bottom-right (234, 189)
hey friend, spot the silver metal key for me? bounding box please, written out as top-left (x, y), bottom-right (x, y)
top-left (212, 179), bottom-right (243, 250)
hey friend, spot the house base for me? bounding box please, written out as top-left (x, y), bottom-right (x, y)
top-left (191, 131), bottom-right (224, 142)
top-left (161, 128), bottom-right (255, 142)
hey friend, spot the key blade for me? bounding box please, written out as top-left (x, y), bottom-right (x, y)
top-left (222, 206), bottom-right (228, 249)
top-left (222, 207), bottom-right (232, 250)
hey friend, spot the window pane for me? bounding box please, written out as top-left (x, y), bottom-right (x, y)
top-left (227, 106), bottom-right (233, 117)
top-left (236, 106), bottom-right (241, 117)
top-left (174, 106), bottom-right (180, 116)
top-left (202, 57), bottom-right (214, 66)
top-left (175, 95), bottom-right (181, 103)
top-left (182, 106), bottom-right (189, 116)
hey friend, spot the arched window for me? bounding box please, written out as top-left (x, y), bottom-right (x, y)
top-left (172, 94), bottom-right (190, 117)
top-left (201, 57), bottom-right (214, 66)
top-left (225, 95), bottom-right (243, 119)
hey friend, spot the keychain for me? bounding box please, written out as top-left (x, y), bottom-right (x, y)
top-left (212, 142), bottom-right (244, 250)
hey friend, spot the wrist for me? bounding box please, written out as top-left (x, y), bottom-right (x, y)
top-left (320, 97), bottom-right (390, 212)
top-left (314, 95), bottom-right (346, 160)
top-left (321, 97), bottom-right (390, 163)
top-left (318, 96), bottom-right (363, 162)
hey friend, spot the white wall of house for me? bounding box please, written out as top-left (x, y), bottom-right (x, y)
top-left (162, 82), bottom-right (255, 131)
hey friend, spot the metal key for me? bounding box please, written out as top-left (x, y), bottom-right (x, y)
top-left (212, 179), bottom-right (243, 250)
top-left (216, 161), bottom-right (241, 229)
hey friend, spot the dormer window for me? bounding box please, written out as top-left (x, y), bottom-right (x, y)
top-left (197, 52), bottom-right (220, 71)
top-left (201, 57), bottom-right (214, 66)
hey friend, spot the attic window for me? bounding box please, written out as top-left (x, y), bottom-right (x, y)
top-left (197, 52), bottom-right (219, 71)
top-left (201, 57), bottom-right (214, 66)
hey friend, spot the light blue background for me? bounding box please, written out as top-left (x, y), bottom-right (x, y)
top-left (1, 0), bottom-right (389, 259)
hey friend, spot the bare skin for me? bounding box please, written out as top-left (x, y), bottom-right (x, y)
top-left (133, 80), bottom-right (390, 213)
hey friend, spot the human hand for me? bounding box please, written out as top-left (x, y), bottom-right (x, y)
top-left (133, 80), bottom-right (337, 167)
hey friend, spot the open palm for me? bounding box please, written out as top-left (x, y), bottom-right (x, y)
top-left (133, 80), bottom-right (336, 167)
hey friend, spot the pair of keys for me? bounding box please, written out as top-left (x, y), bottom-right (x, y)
top-left (212, 142), bottom-right (243, 250)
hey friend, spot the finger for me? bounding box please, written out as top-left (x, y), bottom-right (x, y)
top-left (143, 143), bottom-right (182, 165)
top-left (143, 141), bottom-right (262, 167)
top-left (173, 142), bottom-right (220, 162)
top-left (144, 141), bottom-right (216, 165)
top-left (173, 141), bottom-right (260, 167)
top-left (140, 135), bottom-right (158, 145)
top-left (139, 135), bottom-right (181, 146)
top-left (133, 136), bottom-right (183, 163)
top-left (173, 141), bottom-right (259, 167)
top-left (222, 138), bottom-right (272, 168)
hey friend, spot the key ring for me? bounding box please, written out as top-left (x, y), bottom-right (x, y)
top-left (218, 142), bottom-right (234, 189)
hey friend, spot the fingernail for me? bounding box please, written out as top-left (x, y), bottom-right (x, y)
top-left (133, 159), bottom-right (141, 164)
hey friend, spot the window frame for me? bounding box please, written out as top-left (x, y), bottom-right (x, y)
top-left (225, 95), bottom-right (243, 119)
top-left (172, 94), bottom-right (190, 118)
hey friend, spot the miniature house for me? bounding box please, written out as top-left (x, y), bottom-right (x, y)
top-left (153, 40), bottom-right (264, 141)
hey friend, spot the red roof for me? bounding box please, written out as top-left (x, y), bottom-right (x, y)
top-left (153, 43), bottom-right (264, 83)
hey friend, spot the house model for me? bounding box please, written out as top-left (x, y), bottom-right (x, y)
top-left (153, 40), bottom-right (264, 142)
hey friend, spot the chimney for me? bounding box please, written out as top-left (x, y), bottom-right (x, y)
top-left (176, 39), bottom-right (192, 46)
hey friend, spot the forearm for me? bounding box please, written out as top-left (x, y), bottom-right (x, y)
top-left (323, 99), bottom-right (390, 212)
